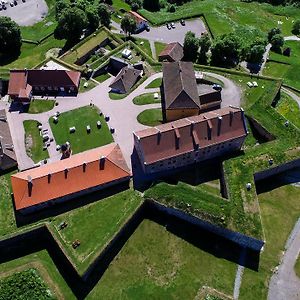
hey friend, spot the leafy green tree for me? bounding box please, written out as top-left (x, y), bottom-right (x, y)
top-left (98, 3), bottom-right (111, 28)
top-left (54, 7), bottom-right (88, 42)
top-left (75, 0), bottom-right (89, 11)
top-left (292, 20), bottom-right (300, 35)
top-left (86, 6), bottom-right (100, 31)
top-left (55, 0), bottom-right (70, 20)
top-left (183, 31), bottom-right (199, 62)
top-left (270, 34), bottom-right (284, 52)
top-left (143, 0), bottom-right (160, 11)
top-left (211, 33), bottom-right (241, 65)
top-left (198, 33), bottom-right (211, 62)
top-left (245, 44), bottom-right (266, 63)
top-left (0, 17), bottom-right (22, 55)
top-left (121, 15), bottom-right (137, 37)
top-left (268, 27), bottom-right (281, 43)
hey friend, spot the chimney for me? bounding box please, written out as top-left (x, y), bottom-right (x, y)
top-left (100, 156), bottom-right (105, 170)
top-left (64, 168), bottom-right (69, 179)
top-left (156, 129), bottom-right (161, 145)
top-left (83, 161), bottom-right (87, 172)
top-left (229, 111), bottom-right (234, 126)
top-left (217, 116), bottom-right (222, 136)
top-left (27, 175), bottom-right (33, 197)
top-left (47, 173), bottom-right (51, 184)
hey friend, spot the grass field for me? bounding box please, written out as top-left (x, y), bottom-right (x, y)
top-left (109, 92), bottom-right (127, 100)
top-left (23, 120), bottom-right (49, 163)
top-left (264, 41), bottom-right (300, 90)
top-left (275, 92), bottom-right (300, 128)
top-left (154, 42), bottom-right (166, 59)
top-left (87, 219), bottom-right (236, 299)
top-left (93, 73), bottom-right (111, 83)
top-left (139, 0), bottom-right (300, 37)
top-left (27, 99), bottom-right (55, 114)
top-left (133, 93), bottom-right (161, 105)
top-left (137, 108), bottom-right (163, 126)
top-left (50, 106), bottom-right (113, 154)
top-left (52, 190), bottom-right (143, 273)
top-left (79, 78), bottom-right (98, 92)
top-left (145, 77), bottom-right (162, 89)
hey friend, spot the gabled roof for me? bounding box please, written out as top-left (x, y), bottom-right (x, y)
top-left (129, 11), bottom-right (147, 23)
top-left (134, 107), bottom-right (247, 165)
top-left (11, 143), bottom-right (131, 211)
top-left (159, 42), bottom-right (184, 62)
top-left (109, 66), bottom-right (141, 94)
top-left (162, 62), bottom-right (200, 109)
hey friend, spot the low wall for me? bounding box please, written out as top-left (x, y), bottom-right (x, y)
top-left (247, 116), bottom-right (275, 142)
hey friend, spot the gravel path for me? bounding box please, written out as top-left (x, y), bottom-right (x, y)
top-left (268, 217), bottom-right (300, 300)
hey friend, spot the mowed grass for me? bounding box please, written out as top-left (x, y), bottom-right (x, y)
top-left (50, 106), bottom-right (113, 154)
top-left (27, 99), bottom-right (55, 114)
top-left (139, 0), bottom-right (299, 37)
top-left (145, 77), bottom-right (162, 89)
top-left (154, 42), bottom-right (166, 59)
top-left (133, 93), bottom-right (161, 105)
top-left (79, 78), bottom-right (98, 93)
top-left (239, 182), bottom-right (300, 299)
top-left (23, 120), bottom-right (49, 163)
top-left (93, 73), bottom-right (111, 83)
top-left (87, 219), bottom-right (236, 299)
top-left (275, 92), bottom-right (300, 128)
top-left (137, 108), bottom-right (163, 126)
top-left (133, 38), bottom-right (152, 58)
top-left (264, 41), bottom-right (300, 90)
top-left (52, 190), bottom-right (143, 273)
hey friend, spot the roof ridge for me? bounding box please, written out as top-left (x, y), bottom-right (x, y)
top-left (106, 144), bottom-right (131, 174)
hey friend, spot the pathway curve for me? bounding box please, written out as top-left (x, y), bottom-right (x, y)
top-left (268, 218), bottom-right (300, 300)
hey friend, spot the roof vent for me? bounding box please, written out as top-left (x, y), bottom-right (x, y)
top-left (47, 173), bottom-right (51, 184)
top-left (64, 168), bottom-right (69, 178)
top-left (83, 161), bottom-right (87, 172)
top-left (27, 175), bottom-right (33, 197)
top-left (100, 156), bottom-right (105, 170)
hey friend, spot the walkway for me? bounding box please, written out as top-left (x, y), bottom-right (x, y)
top-left (268, 218), bottom-right (300, 300)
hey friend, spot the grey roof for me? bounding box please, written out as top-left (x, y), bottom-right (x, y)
top-left (159, 42), bottom-right (184, 62)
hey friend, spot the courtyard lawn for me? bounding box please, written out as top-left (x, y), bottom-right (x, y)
top-left (52, 190), bottom-right (143, 274)
top-left (133, 38), bottom-right (152, 58)
top-left (109, 92), bottom-right (127, 100)
top-left (87, 219), bottom-right (236, 299)
top-left (27, 99), bottom-right (55, 114)
top-left (49, 106), bottom-right (113, 154)
top-left (137, 108), bottom-right (163, 126)
top-left (112, 0), bottom-right (130, 11)
top-left (23, 120), bottom-right (49, 163)
top-left (264, 41), bottom-right (300, 90)
top-left (79, 78), bottom-right (98, 93)
top-left (275, 92), bottom-right (300, 128)
top-left (145, 77), bottom-right (162, 89)
top-left (133, 93), bottom-right (161, 105)
top-left (93, 73), bottom-right (111, 83)
top-left (154, 42), bottom-right (166, 59)
top-left (139, 0), bottom-right (300, 37)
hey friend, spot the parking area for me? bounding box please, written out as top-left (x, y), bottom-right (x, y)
top-left (134, 18), bottom-right (207, 44)
top-left (0, 0), bottom-right (48, 26)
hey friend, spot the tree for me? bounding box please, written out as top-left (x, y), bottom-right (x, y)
top-left (270, 34), bottom-right (284, 52)
top-left (121, 15), bottom-right (137, 37)
top-left (245, 44), bottom-right (266, 64)
top-left (268, 27), bottom-right (281, 42)
top-left (183, 31), bottom-right (199, 62)
top-left (0, 17), bottom-right (22, 56)
top-left (86, 6), bottom-right (100, 31)
top-left (143, 0), bottom-right (160, 11)
top-left (54, 7), bottom-right (88, 42)
top-left (292, 20), bottom-right (300, 35)
top-left (55, 0), bottom-right (70, 20)
top-left (210, 33), bottom-right (241, 66)
top-left (98, 4), bottom-right (111, 28)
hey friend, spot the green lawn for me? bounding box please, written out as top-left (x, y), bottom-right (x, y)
top-left (79, 78), bottom-right (98, 92)
top-left (93, 73), bottom-right (111, 83)
top-left (27, 99), bottom-right (55, 114)
top-left (276, 92), bottom-right (300, 128)
top-left (52, 190), bottom-right (143, 274)
top-left (154, 42), bottom-right (166, 59)
top-left (133, 38), bottom-right (152, 58)
top-left (133, 93), bottom-right (161, 105)
top-left (49, 106), bottom-right (113, 154)
top-left (137, 108), bottom-right (163, 126)
top-left (0, 36), bottom-right (65, 70)
top-left (23, 120), bottom-right (49, 163)
top-left (145, 77), bottom-right (162, 89)
top-left (87, 219), bottom-right (236, 299)
top-left (112, 0), bottom-right (130, 11)
top-left (295, 255), bottom-right (300, 279)
top-left (264, 41), bottom-right (300, 90)
top-left (139, 0), bottom-right (299, 37)
top-left (0, 268), bottom-right (56, 300)
top-left (61, 30), bottom-right (108, 65)
top-left (109, 92), bottom-right (127, 100)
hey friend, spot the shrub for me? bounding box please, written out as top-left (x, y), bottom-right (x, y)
top-left (292, 20), bottom-right (300, 35)
top-left (167, 4), bottom-right (176, 12)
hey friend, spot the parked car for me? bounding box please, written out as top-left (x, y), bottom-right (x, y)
top-left (9, 2), bottom-right (14, 6)
top-left (166, 23), bottom-right (171, 30)
top-left (13, 0), bottom-right (17, 5)
top-left (145, 24), bottom-right (150, 32)
top-left (212, 84), bottom-right (222, 91)
top-left (171, 22), bottom-right (175, 29)
top-left (180, 19), bottom-right (185, 26)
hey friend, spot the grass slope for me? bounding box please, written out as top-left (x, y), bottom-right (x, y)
top-left (145, 77), bottom-right (162, 89)
top-left (50, 106), bottom-right (113, 154)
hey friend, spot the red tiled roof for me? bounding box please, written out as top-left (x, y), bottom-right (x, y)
top-left (159, 42), bottom-right (184, 62)
top-left (134, 107), bottom-right (247, 164)
top-left (11, 143), bottom-right (131, 211)
top-left (129, 11), bottom-right (147, 23)
top-left (7, 70), bottom-right (27, 96)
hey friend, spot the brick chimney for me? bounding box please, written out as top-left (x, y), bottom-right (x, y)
top-left (100, 156), bottom-right (105, 170)
top-left (27, 175), bottom-right (33, 197)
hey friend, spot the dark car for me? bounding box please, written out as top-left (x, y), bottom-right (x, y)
top-left (145, 24), bottom-right (150, 32)
top-left (212, 84), bottom-right (222, 91)
top-left (9, 2), bottom-right (14, 6)
top-left (13, 0), bottom-right (17, 4)
top-left (166, 23), bottom-right (171, 30)
top-left (180, 19), bottom-right (185, 26)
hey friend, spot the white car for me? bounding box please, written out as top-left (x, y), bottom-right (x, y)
top-left (247, 82), bottom-right (253, 88)
top-left (252, 81), bottom-right (258, 87)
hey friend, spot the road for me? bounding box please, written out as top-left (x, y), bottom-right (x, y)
top-left (6, 71), bottom-right (241, 171)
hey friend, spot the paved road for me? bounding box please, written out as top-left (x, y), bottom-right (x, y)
top-left (0, 0), bottom-right (48, 26)
top-left (112, 18), bottom-right (207, 44)
top-left (7, 71), bottom-right (241, 171)
top-left (268, 218), bottom-right (300, 300)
